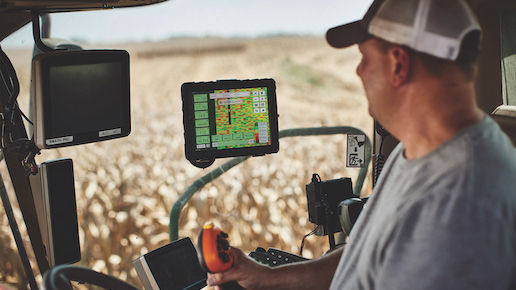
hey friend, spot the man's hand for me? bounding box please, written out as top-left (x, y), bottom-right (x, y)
top-left (207, 246), bottom-right (344, 290)
top-left (207, 247), bottom-right (272, 290)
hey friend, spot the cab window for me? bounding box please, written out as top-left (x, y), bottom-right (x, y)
top-left (501, 10), bottom-right (516, 105)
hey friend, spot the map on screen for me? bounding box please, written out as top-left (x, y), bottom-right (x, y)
top-left (193, 87), bottom-right (271, 151)
top-left (182, 78), bottom-right (278, 165)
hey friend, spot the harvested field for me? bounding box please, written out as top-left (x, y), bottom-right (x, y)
top-left (0, 36), bottom-right (372, 289)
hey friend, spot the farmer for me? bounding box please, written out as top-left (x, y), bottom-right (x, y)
top-left (208, 0), bottom-right (516, 289)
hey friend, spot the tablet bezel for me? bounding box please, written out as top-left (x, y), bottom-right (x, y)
top-left (182, 79), bottom-right (279, 162)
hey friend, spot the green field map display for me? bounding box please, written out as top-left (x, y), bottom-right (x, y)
top-left (194, 87), bottom-right (271, 150)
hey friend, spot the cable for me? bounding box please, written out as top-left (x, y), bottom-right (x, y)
top-left (16, 103), bottom-right (33, 125)
top-left (0, 45), bottom-right (20, 144)
top-left (0, 46), bottom-right (20, 106)
top-left (0, 63), bottom-right (13, 96)
top-left (373, 135), bottom-right (386, 185)
top-left (0, 46), bottom-right (40, 175)
top-left (0, 113), bottom-right (6, 149)
top-left (299, 225), bottom-right (319, 256)
top-left (379, 133), bottom-right (384, 153)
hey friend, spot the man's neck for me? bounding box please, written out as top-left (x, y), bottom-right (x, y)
top-left (391, 81), bottom-right (484, 160)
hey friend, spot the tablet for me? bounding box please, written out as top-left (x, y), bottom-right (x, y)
top-left (182, 79), bottom-right (279, 165)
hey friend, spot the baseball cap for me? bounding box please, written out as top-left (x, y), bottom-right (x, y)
top-left (326, 0), bottom-right (482, 62)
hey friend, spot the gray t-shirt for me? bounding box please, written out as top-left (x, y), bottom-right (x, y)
top-left (330, 117), bottom-right (516, 290)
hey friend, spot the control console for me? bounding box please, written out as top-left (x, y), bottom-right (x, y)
top-left (249, 247), bottom-right (308, 267)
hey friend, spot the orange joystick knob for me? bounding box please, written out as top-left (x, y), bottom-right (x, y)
top-left (197, 222), bottom-right (234, 273)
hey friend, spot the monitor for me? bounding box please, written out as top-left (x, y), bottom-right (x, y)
top-left (31, 50), bottom-right (131, 149)
top-left (181, 79), bottom-right (279, 167)
top-left (133, 238), bottom-right (207, 290)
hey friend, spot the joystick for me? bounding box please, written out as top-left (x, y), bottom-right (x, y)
top-left (197, 222), bottom-right (234, 273)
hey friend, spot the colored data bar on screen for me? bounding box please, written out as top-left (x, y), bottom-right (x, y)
top-left (209, 91), bottom-right (251, 99)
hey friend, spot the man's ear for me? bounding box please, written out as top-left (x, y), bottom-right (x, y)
top-left (390, 46), bottom-right (411, 87)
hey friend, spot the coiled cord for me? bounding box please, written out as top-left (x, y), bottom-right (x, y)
top-left (373, 153), bottom-right (386, 185)
top-left (373, 134), bottom-right (386, 185)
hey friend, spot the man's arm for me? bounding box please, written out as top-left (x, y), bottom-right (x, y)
top-left (208, 246), bottom-right (343, 290)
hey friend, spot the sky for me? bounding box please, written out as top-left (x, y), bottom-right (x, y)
top-left (1, 0), bottom-right (373, 48)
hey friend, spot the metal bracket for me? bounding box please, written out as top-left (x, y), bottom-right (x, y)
top-left (31, 11), bottom-right (55, 53)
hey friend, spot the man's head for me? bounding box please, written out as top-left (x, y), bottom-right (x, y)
top-left (327, 0), bottom-right (482, 125)
top-left (326, 0), bottom-right (482, 63)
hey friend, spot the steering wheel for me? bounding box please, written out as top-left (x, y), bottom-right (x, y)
top-left (42, 265), bottom-right (138, 290)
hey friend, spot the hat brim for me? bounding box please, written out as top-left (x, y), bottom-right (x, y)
top-left (326, 20), bottom-right (371, 48)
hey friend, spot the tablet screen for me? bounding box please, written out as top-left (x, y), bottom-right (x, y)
top-left (193, 87), bottom-right (271, 150)
top-left (182, 79), bottom-right (279, 163)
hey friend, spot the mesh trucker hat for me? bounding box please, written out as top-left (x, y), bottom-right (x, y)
top-left (326, 0), bottom-right (482, 62)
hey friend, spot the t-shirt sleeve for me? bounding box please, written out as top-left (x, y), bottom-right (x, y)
top-left (375, 193), bottom-right (514, 290)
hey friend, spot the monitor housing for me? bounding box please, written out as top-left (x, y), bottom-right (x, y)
top-left (133, 237), bottom-right (206, 290)
top-left (32, 49), bottom-right (131, 149)
top-left (29, 158), bottom-right (81, 266)
top-left (182, 79), bottom-right (279, 167)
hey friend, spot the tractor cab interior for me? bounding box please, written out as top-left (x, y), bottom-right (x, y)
top-left (0, 0), bottom-right (515, 289)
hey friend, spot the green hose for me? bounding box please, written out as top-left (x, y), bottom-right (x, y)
top-left (169, 126), bottom-right (371, 241)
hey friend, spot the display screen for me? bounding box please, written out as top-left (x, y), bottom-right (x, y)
top-left (32, 50), bottom-right (131, 149)
top-left (193, 87), bottom-right (271, 150)
top-left (48, 62), bottom-right (125, 137)
top-left (145, 238), bottom-right (206, 290)
top-left (182, 79), bottom-right (279, 162)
